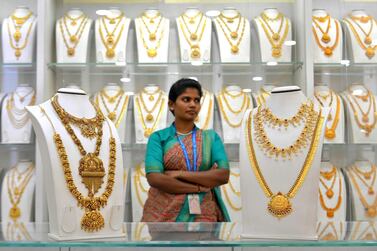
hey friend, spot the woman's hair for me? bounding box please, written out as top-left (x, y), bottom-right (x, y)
top-left (168, 78), bottom-right (203, 103)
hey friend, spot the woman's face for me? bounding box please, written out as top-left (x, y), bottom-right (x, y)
top-left (169, 87), bottom-right (201, 121)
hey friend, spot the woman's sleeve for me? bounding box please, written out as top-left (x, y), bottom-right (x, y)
top-left (211, 131), bottom-right (230, 169)
top-left (145, 132), bottom-right (164, 174)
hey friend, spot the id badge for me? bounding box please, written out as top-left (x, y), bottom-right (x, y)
top-left (188, 194), bottom-right (201, 215)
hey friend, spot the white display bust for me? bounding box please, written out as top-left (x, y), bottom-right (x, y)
top-left (254, 8), bottom-right (292, 62)
top-left (176, 8), bottom-right (212, 63)
top-left (312, 9), bottom-right (343, 63)
top-left (313, 85), bottom-right (345, 144)
top-left (343, 10), bottom-right (377, 63)
top-left (2, 6), bottom-right (37, 63)
top-left (1, 84), bottom-right (35, 144)
top-left (56, 8), bottom-right (92, 63)
top-left (135, 9), bottom-right (170, 63)
top-left (239, 86), bottom-right (329, 239)
top-left (95, 8), bottom-right (131, 63)
top-left (26, 87), bottom-right (125, 240)
top-left (195, 89), bottom-right (214, 130)
top-left (214, 8), bottom-right (250, 63)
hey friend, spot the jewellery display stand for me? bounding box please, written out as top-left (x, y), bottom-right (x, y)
top-left (93, 84), bottom-right (130, 143)
top-left (254, 8), bottom-right (292, 62)
top-left (130, 162), bottom-right (150, 222)
top-left (216, 85), bottom-right (253, 144)
top-left (252, 85), bottom-right (274, 107)
top-left (26, 88), bottom-right (125, 240)
top-left (313, 86), bottom-right (345, 144)
top-left (2, 7), bottom-right (37, 63)
top-left (56, 9), bottom-right (92, 63)
top-left (239, 86), bottom-right (329, 239)
top-left (214, 8), bottom-right (250, 63)
top-left (316, 221), bottom-right (346, 240)
top-left (135, 10), bottom-right (170, 63)
top-left (1, 161), bottom-right (36, 241)
top-left (345, 161), bottom-right (377, 221)
top-left (131, 222), bottom-right (152, 241)
top-left (343, 10), bottom-right (377, 63)
top-left (95, 8), bottom-right (131, 63)
top-left (1, 85), bottom-right (35, 144)
top-left (348, 221), bottom-right (377, 240)
top-left (176, 8), bottom-right (212, 63)
top-left (195, 89), bottom-right (214, 130)
top-left (133, 85), bottom-right (168, 144)
top-left (312, 10), bottom-right (343, 63)
top-left (341, 84), bottom-right (377, 144)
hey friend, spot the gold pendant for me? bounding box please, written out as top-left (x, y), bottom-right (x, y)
top-left (366, 207), bottom-right (377, 218)
top-left (149, 33), bottom-right (156, 41)
top-left (150, 20), bottom-right (154, 24)
top-left (325, 128), bottom-right (336, 139)
top-left (108, 112), bottom-right (116, 121)
top-left (71, 21), bottom-right (77, 26)
top-left (327, 113), bottom-right (332, 121)
top-left (144, 128), bottom-right (152, 137)
top-left (149, 95), bottom-right (154, 101)
top-left (365, 36), bottom-right (372, 45)
top-left (231, 45), bottom-right (239, 54)
top-left (323, 233), bottom-right (336, 241)
top-left (14, 187), bottom-right (20, 196)
top-left (9, 205), bottom-right (21, 220)
top-left (146, 113), bottom-right (154, 122)
top-left (365, 173), bottom-right (371, 180)
top-left (230, 32), bottom-right (238, 39)
top-left (109, 97), bottom-right (116, 103)
top-left (13, 30), bottom-right (22, 42)
top-left (79, 153), bottom-right (105, 195)
top-left (272, 33), bottom-right (280, 41)
top-left (81, 210), bottom-right (105, 232)
top-left (267, 192), bottom-right (292, 218)
top-left (326, 189), bottom-right (334, 199)
top-left (366, 47), bottom-right (375, 59)
top-left (147, 48), bottom-right (157, 58)
top-left (321, 33), bottom-right (331, 43)
top-left (190, 34), bottom-right (198, 41)
top-left (361, 16), bottom-right (370, 23)
top-left (326, 210), bottom-right (334, 218)
top-left (272, 47), bottom-right (282, 58)
top-left (368, 187), bottom-right (374, 195)
top-left (106, 48), bottom-right (115, 58)
top-left (79, 124), bottom-right (97, 139)
top-left (15, 49), bottom-right (21, 59)
top-left (16, 19), bottom-right (25, 25)
top-left (189, 19), bottom-right (195, 24)
top-left (70, 35), bottom-right (77, 43)
top-left (110, 19), bottom-right (116, 24)
top-left (191, 48), bottom-right (201, 58)
top-left (68, 47), bottom-right (75, 56)
top-left (363, 115), bottom-right (369, 123)
top-left (107, 36), bottom-right (114, 44)
top-left (324, 47), bottom-right (333, 56)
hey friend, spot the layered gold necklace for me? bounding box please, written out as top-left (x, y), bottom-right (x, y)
top-left (43, 96), bottom-right (117, 232)
top-left (178, 11), bottom-right (207, 59)
top-left (314, 89), bottom-right (340, 139)
top-left (246, 107), bottom-right (323, 218)
top-left (319, 167), bottom-right (343, 218)
top-left (7, 163), bottom-right (35, 221)
top-left (59, 13), bottom-right (89, 56)
top-left (99, 13), bottom-right (125, 59)
top-left (134, 163), bottom-right (149, 207)
top-left (6, 91), bottom-right (36, 129)
top-left (221, 170), bottom-right (242, 211)
top-left (259, 12), bottom-right (289, 58)
top-left (139, 13), bottom-right (165, 57)
top-left (312, 15), bottom-right (340, 57)
top-left (344, 15), bottom-right (377, 59)
top-left (7, 13), bottom-right (34, 59)
top-left (215, 12), bottom-right (246, 54)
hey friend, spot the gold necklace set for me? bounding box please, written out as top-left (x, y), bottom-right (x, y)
top-left (8, 11), bottom-right (34, 59)
top-left (215, 11), bottom-right (246, 54)
top-left (312, 15), bottom-right (340, 57)
top-left (217, 87), bottom-right (251, 128)
top-left (246, 104), bottom-right (323, 218)
top-left (319, 166), bottom-right (343, 218)
top-left (346, 87), bottom-right (377, 136)
top-left (95, 88), bottom-right (129, 127)
top-left (59, 13), bottom-right (89, 56)
top-left (222, 170), bottom-right (242, 212)
top-left (316, 221), bottom-right (343, 240)
top-left (6, 90), bottom-right (36, 129)
top-left (195, 90), bottom-right (213, 129)
top-left (99, 12), bottom-right (125, 59)
top-left (344, 15), bottom-right (377, 59)
top-left (259, 12), bottom-right (289, 58)
top-left (314, 89), bottom-right (340, 139)
top-left (178, 11), bottom-right (207, 59)
top-left (7, 163), bottom-right (35, 221)
top-left (139, 12), bottom-right (165, 58)
top-left (348, 164), bottom-right (377, 218)
top-left (134, 163), bottom-right (149, 207)
top-left (43, 95), bottom-right (117, 232)
top-left (254, 102), bottom-right (318, 159)
top-left (135, 88), bottom-right (165, 137)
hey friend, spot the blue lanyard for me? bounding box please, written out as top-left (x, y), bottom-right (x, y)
top-left (176, 127), bottom-right (197, 172)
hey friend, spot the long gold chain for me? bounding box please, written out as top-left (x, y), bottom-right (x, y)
top-left (245, 108), bottom-right (323, 218)
top-left (221, 88), bottom-right (248, 114)
top-left (139, 88), bottom-right (163, 123)
top-left (59, 15), bottom-right (89, 57)
top-left (138, 17), bottom-right (165, 58)
top-left (256, 87), bottom-right (271, 106)
top-left (222, 169), bottom-right (242, 211)
top-left (99, 16), bottom-right (125, 59)
top-left (217, 92), bottom-right (250, 128)
top-left (350, 15), bottom-right (374, 44)
top-left (7, 16), bottom-right (34, 59)
top-left (65, 12), bottom-right (85, 26)
top-left (134, 164), bottom-right (149, 207)
top-left (215, 16), bottom-right (246, 54)
top-left (10, 10), bottom-right (32, 43)
top-left (96, 89), bottom-right (129, 126)
top-left (6, 92), bottom-right (36, 129)
top-left (196, 91), bottom-right (213, 130)
top-left (352, 164), bottom-right (377, 195)
top-left (312, 15), bottom-right (332, 43)
top-left (222, 185), bottom-right (242, 211)
top-left (319, 170), bottom-right (343, 218)
top-left (312, 18), bottom-right (340, 57)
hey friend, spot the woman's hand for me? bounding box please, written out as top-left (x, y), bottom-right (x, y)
top-left (164, 170), bottom-right (182, 178)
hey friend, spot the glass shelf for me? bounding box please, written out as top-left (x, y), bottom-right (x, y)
top-left (0, 63), bottom-right (36, 74)
top-left (1, 221), bottom-right (377, 247)
top-left (0, 143), bottom-right (35, 152)
top-left (314, 62), bottom-right (377, 76)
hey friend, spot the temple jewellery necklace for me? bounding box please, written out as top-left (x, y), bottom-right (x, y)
top-left (319, 168), bottom-right (343, 218)
top-left (96, 88), bottom-right (129, 127)
top-left (246, 105), bottom-right (324, 218)
top-left (312, 15), bottom-right (340, 57)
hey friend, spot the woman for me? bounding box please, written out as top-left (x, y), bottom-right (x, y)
top-left (141, 78), bottom-right (230, 222)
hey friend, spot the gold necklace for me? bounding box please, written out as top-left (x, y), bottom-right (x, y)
top-left (41, 100), bottom-right (116, 232)
top-left (10, 11), bottom-right (32, 42)
top-left (104, 12), bottom-right (123, 24)
top-left (65, 12), bottom-right (85, 26)
top-left (314, 90), bottom-right (340, 139)
top-left (222, 185), bottom-right (242, 211)
top-left (134, 164), bottom-right (149, 207)
top-left (354, 163), bottom-right (376, 180)
top-left (216, 16), bottom-right (246, 54)
top-left (195, 91), bottom-right (213, 130)
top-left (7, 163), bottom-right (34, 221)
top-left (217, 11), bottom-right (242, 38)
top-left (320, 165), bottom-right (337, 180)
top-left (142, 11), bottom-right (160, 24)
top-left (99, 16), bottom-right (125, 59)
top-left (139, 88), bottom-right (163, 122)
top-left (312, 15), bottom-right (332, 43)
top-left (246, 108), bottom-right (323, 218)
top-left (352, 164), bottom-right (376, 195)
top-left (319, 170), bottom-right (343, 218)
top-left (217, 91), bottom-right (250, 128)
top-left (350, 15), bottom-right (374, 45)
top-left (6, 93), bottom-right (36, 129)
top-left (139, 17), bottom-right (165, 57)
top-left (261, 12), bottom-right (284, 41)
top-left (11, 10), bottom-right (33, 25)
top-left (256, 88), bottom-right (271, 106)
top-left (254, 103), bottom-right (318, 159)
top-left (220, 222), bottom-right (237, 241)
top-left (140, 14), bottom-right (163, 41)
top-left (319, 167), bottom-right (337, 198)
top-left (259, 14), bottom-right (289, 58)
top-left (220, 11), bottom-right (241, 23)
top-left (222, 169), bottom-right (242, 211)
top-left (7, 16), bottom-right (34, 59)
top-left (96, 89), bottom-right (129, 126)
top-left (14, 89), bottom-right (34, 102)
top-left (59, 15), bottom-right (89, 56)
top-left (312, 18), bottom-right (340, 57)
top-left (221, 88), bottom-right (248, 114)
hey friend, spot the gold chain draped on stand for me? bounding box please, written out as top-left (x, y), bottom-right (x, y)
top-left (6, 91), bottom-right (36, 129)
top-left (312, 15), bottom-right (340, 57)
top-left (139, 13), bottom-right (165, 57)
top-left (314, 89), bottom-right (340, 139)
top-left (59, 14), bottom-right (89, 56)
top-left (195, 90), bottom-right (213, 129)
top-left (319, 168), bottom-right (343, 218)
top-left (221, 170), bottom-right (242, 211)
top-left (99, 13), bottom-right (125, 59)
top-left (7, 14), bottom-right (34, 59)
top-left (134, 164), bottom-right (149, 207)
top-left (215, 12), bottom-right (246, 54)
